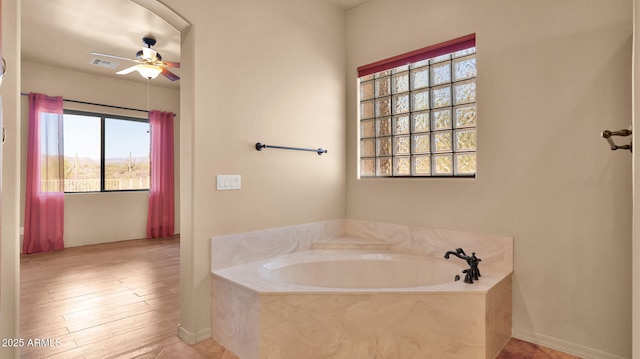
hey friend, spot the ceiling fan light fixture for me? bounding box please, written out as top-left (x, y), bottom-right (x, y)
top-left (138, 64), bottom-right (162, 79)
top-left (94, 36), bottom-right (179, 82)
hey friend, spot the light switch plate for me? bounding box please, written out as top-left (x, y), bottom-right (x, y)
top-left (217, 175), bottom-right (241, 190)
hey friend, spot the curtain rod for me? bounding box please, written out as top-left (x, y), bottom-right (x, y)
top-left (20, 92), bottom-right (150, 114)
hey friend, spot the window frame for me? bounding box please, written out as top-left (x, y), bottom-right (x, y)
top-left (63, 109), bottom-right (151, 193)
top-left (357, 34), bottom-right (477, 179)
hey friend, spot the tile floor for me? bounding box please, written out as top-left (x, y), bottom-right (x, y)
top-left (497, 338), bottom-right (582, 359)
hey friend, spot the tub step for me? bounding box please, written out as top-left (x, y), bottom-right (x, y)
top-left (311, 236), bottom-right (391, 250)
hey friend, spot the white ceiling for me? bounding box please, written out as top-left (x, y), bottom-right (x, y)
top-left (21, 0), bottom-right (371, 90)
top-left (22, 0), bottom-right (181, 88)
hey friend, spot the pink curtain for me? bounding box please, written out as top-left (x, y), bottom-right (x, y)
top-left (147, 110), bottom-right (175, 238)
top-left (23, 93), bottom-right (65, 254)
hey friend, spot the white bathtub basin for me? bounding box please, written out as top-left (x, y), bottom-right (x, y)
top-left (258, 251), bottom-right (464, 288)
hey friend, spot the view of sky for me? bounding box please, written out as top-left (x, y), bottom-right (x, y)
top-left (63, 114), bottom-right (150, 160)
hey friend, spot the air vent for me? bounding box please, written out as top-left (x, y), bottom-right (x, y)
top-left (90, 58), bottom-right (119, 69)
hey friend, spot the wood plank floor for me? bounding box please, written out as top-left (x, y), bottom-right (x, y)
top-left (20, 237), bottom-right (580, 358)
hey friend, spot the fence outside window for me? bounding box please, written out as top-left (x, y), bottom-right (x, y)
top-left (42, 178), bottom-right (150, 193)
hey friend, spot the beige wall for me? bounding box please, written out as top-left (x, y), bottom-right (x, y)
top-left (0, 0), bottom-right (20, 356)
top-left (163, 0), bottom-right (348, 342)
top-left (20, 61), bottom-right (180, 247)
top-left (633, 1), bottom-right (640, 357)
top-left (347, 0), bottom-right (632, 357)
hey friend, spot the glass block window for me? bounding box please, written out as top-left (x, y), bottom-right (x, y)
top-left (358, 36), bottom-right (476, 178)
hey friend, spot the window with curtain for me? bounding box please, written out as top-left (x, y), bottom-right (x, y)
top-left (358, 34), bottom-right (477, 178)
top-left (62, 110), bottom-right (150, 192)
top-left (40, 112), bottom-right (65, 192)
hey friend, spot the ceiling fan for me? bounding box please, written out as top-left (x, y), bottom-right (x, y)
top-left (92, 36), bottom-right (180, 81)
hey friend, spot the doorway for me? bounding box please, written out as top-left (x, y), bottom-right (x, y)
top-left (0, 1), bottom-right (193, 357)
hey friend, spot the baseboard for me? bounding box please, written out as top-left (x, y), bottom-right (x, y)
top-left (177, 325), bottom-right (212, 345)
top-left (512, 329), bottom-right (627, 359)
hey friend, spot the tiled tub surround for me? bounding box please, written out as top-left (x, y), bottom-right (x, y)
top-left (211, 220), bottom-right (346, 270)
top-left (211, 220), bottom-right (513, 359)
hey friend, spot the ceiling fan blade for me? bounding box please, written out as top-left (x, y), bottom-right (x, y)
top-left (161, 67), bottom-right (180, 81)
top-left (116, 65), bottom-right (140, 75)
top-left (162, 61), bottom-right (180, 69)
top-left (91, 52), bottom-right (139, 63)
